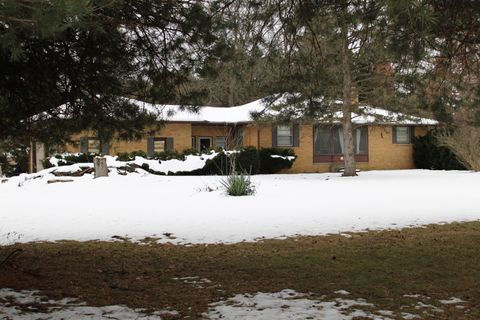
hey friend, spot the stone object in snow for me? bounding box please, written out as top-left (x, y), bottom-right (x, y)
top-left (94, 157), bottom-right (109, 178)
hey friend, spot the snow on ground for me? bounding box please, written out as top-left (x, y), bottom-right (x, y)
top-left (1, 169), bottom-right (480, 245)
top-left (0, 288), bottom-right (177, 320)
top-left (439, 297), bottom-right (466, 305)
top-left (45, 153), bottom-right (219, 174)
top-left (206, 290), bottom-right (468, 320)
top-left (206, 289), bottom-right (391, 320)
top-left (0, 287), bottom-right (467, 320)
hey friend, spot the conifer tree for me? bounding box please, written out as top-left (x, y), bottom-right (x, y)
top-left (0, 0), bottom-right (222, 145)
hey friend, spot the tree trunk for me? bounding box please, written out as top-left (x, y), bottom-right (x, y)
top-left (29, 139), bottom-right (35, 174)
top-left (340, 15), bottom-right (357, 177)
top-left (35, 142), bottom-right (45, 172)
top-left (94, 156), bottom-right (109, 178)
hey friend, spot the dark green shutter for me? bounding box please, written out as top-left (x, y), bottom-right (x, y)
top-left (293, 124), bottom-right (300, 147)
top-left (80, 137), bottom-right (88, 154)
top-left (392, 126), bottom-right (397, 144)
top-left (410, 126), bottom-right (415, 143)
top-left (101, 141), bottom-right (110, 155)
top-left (147, 137), bottom-right (154, 158)
top-left (166, 137), bottom-right (174, 151)
top-left (272, 126), bottom-right (278, 147)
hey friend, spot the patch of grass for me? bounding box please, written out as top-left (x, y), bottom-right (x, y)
top-left (220, 174), bottom-right (255, 196)
top-left (1, 222), bottom-right (480, 318)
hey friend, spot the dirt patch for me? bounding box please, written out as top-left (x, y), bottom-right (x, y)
top-left (1, 222), bottom-right (480, 318)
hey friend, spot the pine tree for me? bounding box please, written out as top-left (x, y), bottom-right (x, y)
top-left (0, 0), bottom-right (222, 145)
top-left (250, 0), bottom-right (400, 176)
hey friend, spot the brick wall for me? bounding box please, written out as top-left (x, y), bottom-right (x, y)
top-left (66, 123), bottom-right (192, 154)
top-left (64, 122), bottom-right (430, 173)
top-left (244, 123), bottom-right (430, 173)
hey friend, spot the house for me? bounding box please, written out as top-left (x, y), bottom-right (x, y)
top-left (46, 98), bottom-right (437, 173)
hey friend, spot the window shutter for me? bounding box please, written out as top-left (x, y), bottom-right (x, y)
top-left (166, 137), bottom-right (174, 151)
top-left (293, 124), bottom-right (300, 147)
top-left (272, 126), bottom-right (278, 147)
top-left (392, 126), bottom-right (397, 144)
top-left (101, 141), bottom-right (110, 155)
top-left (80, 137), bottom-right (88, 154)
top-left (410, 126), bottom-right (415, 143)
top-left (147, 137), bottom-right (154, 158)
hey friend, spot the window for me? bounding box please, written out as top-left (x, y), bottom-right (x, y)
top-left (87, 138), bottom-right (100, 154)
top-left (199, 137), bottom-right (212, 152)
top-left (277, 125), bottom-right (293, 146)
top-left (235, 127), bottom-right (243, 147)
top-left (80, 137), bottom-right (108, 154)
top-left (215, 136), bottom-right (226, 149)
top-left (153, 138), bottom-right (166, 153)
top-left (147, 137), bottom-right (173, 157)
top-left (314, 126), bottom-right (368, 155)
top-left (393, 126), bottom-right (414, 144)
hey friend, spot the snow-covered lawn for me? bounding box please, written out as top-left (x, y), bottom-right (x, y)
top-left (1, 168), bottom-right (479, 245)
top-left (0, 288), bottom-right (177, 320)
top-left (0, 287), bottom-right (467, 320)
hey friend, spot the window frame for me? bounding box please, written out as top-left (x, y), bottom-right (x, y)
top-left (276, 125), bottom-right (293, 147)
top-left (313, 125), bottom-right (369, 163)
top-left (393, 126), bottom-right (414, 144)
top-left (87, 138), bottom-right (101, 154)
top-left (153, 137), bottom-right (167, 153)
top-left (215, 136), bottom-right (226, 149)
top-left (198, 136), bottom-right (213, 152)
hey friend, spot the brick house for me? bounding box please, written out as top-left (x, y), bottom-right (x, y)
top-left (55, 98), bottom-right (436, 173)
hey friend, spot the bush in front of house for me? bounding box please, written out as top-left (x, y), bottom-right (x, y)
top-left (220, 173), bottom-right (255, 196)
top-left (0, 145), bottom-right (29, 176)
top-left (201, 147), bottom-right (295, 175)
top-left (202, 148), bottom-right (260, 175)
top-left (236, 147), bottom-right (260, 174)
top-left (413, 130), bottom-right (466, 170)
top-left (259, 148), bottom-right (296, 174)
top-left (202, 151), bottom-right (231, 175)
top-left (154, 150), bottom-right (186, 161)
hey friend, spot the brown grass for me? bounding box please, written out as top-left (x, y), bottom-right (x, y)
top-left (1, 222), bottom-right (480, 319)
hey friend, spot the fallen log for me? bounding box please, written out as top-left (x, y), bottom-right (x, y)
top-left (47, 179), bottom-right (74, 184)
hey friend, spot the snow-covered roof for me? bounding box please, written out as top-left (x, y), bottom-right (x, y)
top-left (131, 98), bottom-right (438, 126)
top-left (131, 99), bottom-right (265, 124)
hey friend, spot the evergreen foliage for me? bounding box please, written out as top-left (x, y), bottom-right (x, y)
top-left (0, 0), bottom-right (222, 145)
top-left (259, 148), bottom-right (296, 174)
top-left (413, 130), bottom-right (466, 170)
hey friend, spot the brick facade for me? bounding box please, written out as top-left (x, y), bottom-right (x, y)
top-left (64, 122), bottom-right (431, 173)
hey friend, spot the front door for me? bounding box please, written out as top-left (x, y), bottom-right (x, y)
top-left (199, 137), bottom-right (212, 152)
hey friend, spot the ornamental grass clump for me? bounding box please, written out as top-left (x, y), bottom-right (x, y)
top-left (220, 174), bottom-right (255, 196)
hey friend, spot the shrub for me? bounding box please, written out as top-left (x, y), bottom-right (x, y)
top-left (413, 130), bottom-right (466, 170)
top-left (154, 150), bottom-right (185, 161)
top-left (202, 147), bottom-right (296, 175)
top-left (236, 147), bottom-right (260, 174)
top-left (0, 146), bottom-right (28, 176)
top-left (130, 150), bottom-right (147, 159)
top-left (202, 151), bottom-right (231, 175)
top-left (259, 148), bottom-right (296, 174)
top-left (117, 152), bottom-right (131, 161)
top-left (63, 153), bottom-right (96, 164)
top-left (0, 153), bottom-right (10, 176)
top-left (41, 158), bottom-right (56, 169)
top-left (220, 174), bottom-right (255, 196)
top-left (181, 148), bottom-right (198, 156)
top-left (434, 126), bottom-right (480, 171)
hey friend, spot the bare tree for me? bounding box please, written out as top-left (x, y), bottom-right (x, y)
top-left (436, 126), bottom-right (480, 171)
